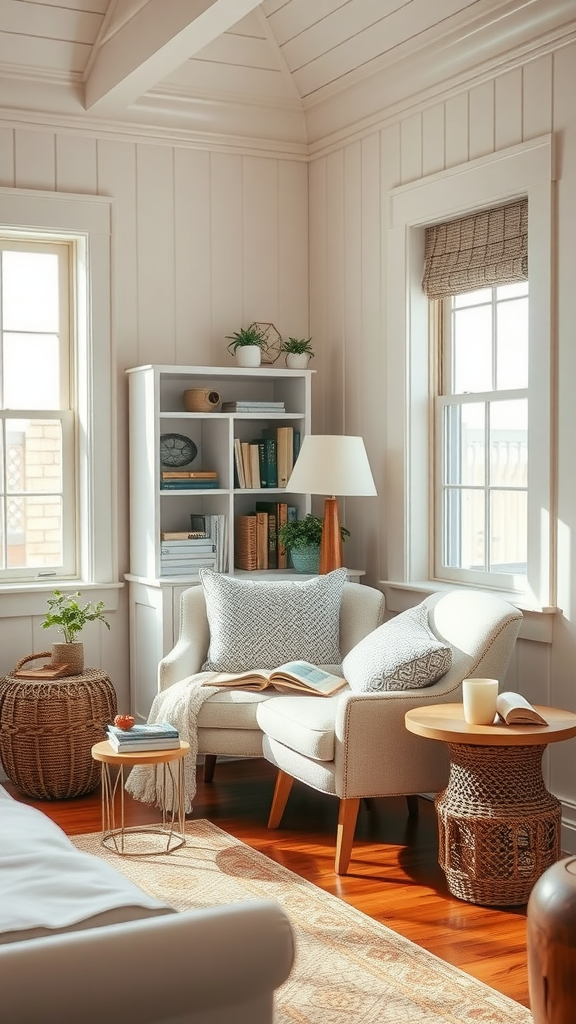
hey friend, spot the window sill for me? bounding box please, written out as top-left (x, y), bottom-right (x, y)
top-left (0, 581), bottom-right (123, 617)
top-left (378, 580), bottom-right (558, 644)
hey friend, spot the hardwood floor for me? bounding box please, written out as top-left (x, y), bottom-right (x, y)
top-left (5, 756), bottom-right (530, 1009)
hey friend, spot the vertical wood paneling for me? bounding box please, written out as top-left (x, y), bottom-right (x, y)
top-left (278, 159), bottom-right (308, 339)
top-left (325, 149), bottom-right (345, 434)
top-left (445, 93), bottom-right (469, 167)
top-left (495, 69), bottom-right (523, 150)
top-left (381, 121), bottom-right (401, 579)
top-left (468, 80), bottom-right (495, 160)
top-left (56, 134), bottom-right (97, 193)
top-left (343, 141), bottom-right (362, 433)
top-left (173, 148), bottom-right (212, 365)
top-left (309, 156), bottom-right (328, 432)
top-left (523, 54), bottom-right (553, 140)
top-left (97, 139), bottom-right (138, 373)
top-left (14, 128), bottom-right (56, 190)
top-left (135, 144), bottom-right (175, 366)
top-left (422, 103), bottom-right (445, 177)
top-left (0, 126), bottom-right (14, 186)
top-left (400, 113), bottom-right (422, 183)
top-left (243, 156), bottom-right (279, 324)
top-left (211, 152), bottom-right (244, 359)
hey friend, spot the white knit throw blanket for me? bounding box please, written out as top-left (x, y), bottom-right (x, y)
top-left (124, 675), bottom-right (219, 814)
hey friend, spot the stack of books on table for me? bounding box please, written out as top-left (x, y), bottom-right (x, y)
top-left (161, 470), bottom-right (219, 490)
top-left (106, 722), bottom-right (180, 752)
top-left (160, 534), bottom-right (217, 576)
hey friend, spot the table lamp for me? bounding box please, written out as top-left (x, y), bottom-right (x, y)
top-left (286, 435), bottom-right (377, 574)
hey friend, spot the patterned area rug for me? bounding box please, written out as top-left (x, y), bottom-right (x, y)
top-left (72, 821), bottom-right (533, 1024)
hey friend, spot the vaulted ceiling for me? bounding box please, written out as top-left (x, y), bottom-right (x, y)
top-left (2, 0), bottom-right (575, 148)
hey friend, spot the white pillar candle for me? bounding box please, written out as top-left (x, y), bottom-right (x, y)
top-left (462, 678), bottom-right (499, 725)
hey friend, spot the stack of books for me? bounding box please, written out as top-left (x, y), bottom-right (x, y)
top-left (234, 505), bottom-right (297, 570)
top-left (233, 428), bottom-right (300, 489)
top-left (160, 535), bottom-right (217, 575)
top-left (221, 400), bottom-right (285, 413)
top-left (161, 470), bottom-right (219, 490)
top-left (106, 721), bottom-right (180, 752)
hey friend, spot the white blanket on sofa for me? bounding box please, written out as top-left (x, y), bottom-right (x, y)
top-left (125, 675), bottom-right (219, 813)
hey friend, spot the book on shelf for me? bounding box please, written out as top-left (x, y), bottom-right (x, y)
top-left (255, 501), bottom-right (281, 569)
top-left (240, 441), bottom-right (252, 487)
top-left (187, 514), bottom-right (228, 572)
top-left (496, 692), bottom-right (548, 726)
top-left (234, 438), bottom-right (246, 488)
top-left (161, 541), bottom-right (216, 555)
top-left (161, 531), bottom-right (208, 540)
top-left (203, 660), bottom-right (346, 697)
top-left (256, 437), bottom-right (278, 488)
top-left (263, 426), bottom-right (293, 487)
top-left (256, 510), bottom-right (268, 569)
top-left (161, 471), bottom-right (218, 480)
top-left (234, 515), bottom-right (257, 570)
top-left (106, 722), bottom-right (180, 752)
top-left (161, 480), bottom-right (220, 490)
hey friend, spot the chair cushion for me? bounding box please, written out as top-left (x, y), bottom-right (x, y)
top-left (199, 567), bottom-right (347, 673)
top-left (342, 602), bottom-right (452, 692)
top-left (256, 692), bottom-right (345, 762)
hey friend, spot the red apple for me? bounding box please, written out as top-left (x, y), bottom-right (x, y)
top-left (114, 714), bottom-right (135, 731)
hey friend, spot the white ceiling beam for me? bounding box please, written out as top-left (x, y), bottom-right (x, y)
top-left (84, 0), bottom-right (263, 114)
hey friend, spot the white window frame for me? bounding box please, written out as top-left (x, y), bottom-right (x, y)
top-left (385, 135), bottom-right (555, 617)
top-left (0, 187), bottom-right (119, 613)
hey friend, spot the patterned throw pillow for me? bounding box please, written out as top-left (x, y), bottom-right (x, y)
top-left (342, 602), bottom-right (452, 692)
top-left (199, 567), bottom-right (347, 672)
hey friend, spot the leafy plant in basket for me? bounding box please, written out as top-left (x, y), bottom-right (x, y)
top-left (42, 590), bottom-right (110, 642)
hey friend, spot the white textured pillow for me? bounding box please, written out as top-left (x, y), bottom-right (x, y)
top-left (342, 602), bottom-right (452, 692)
top-left (199, 567), bottom-right (347, 672)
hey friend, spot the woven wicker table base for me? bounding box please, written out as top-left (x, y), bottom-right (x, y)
top-left (436, 742), bottom-right (560, 906)
top-left (0, 669), bottom-right (117, 799)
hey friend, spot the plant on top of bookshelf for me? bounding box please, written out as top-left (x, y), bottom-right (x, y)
top-left (279, 336), bottom-right (314, 369)
top-left (226, 325), bottom-right (268, 367)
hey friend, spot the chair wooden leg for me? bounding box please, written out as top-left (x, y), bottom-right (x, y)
top-left (203, 754), bottom-right (217, 783)
top-left (406, 794), bottom-right (419, 817)
top-left (268, 770), bottom-right (294, 829)
top-left (335, 798), bottom-right (360, 875)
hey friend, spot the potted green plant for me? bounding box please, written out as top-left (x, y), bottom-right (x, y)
top-left (226, 326), bottom-right (268, 367)
top-left (279, 337), bottom-right (314, 369)
top-left (41, 590), bottom-right (110, 675)
top-left (277, 514), bottom-right (350, 573)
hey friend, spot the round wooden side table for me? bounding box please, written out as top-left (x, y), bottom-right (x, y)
top-left (91, 739), bottom-right (189, 856)
top-left (0, 668), bottom-right (117, 799)
top-left (405, 703), bottom-right (576, 906)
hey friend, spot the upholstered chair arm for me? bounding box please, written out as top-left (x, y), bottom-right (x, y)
top-left (158, 585), bottom-right (210, 692)
top-left (333, 650), bottom-right (474, 799)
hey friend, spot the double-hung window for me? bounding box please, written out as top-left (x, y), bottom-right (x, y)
top-left (0, 239), bottom-right (75, 581)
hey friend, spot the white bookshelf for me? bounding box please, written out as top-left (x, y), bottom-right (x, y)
top-left (125, 363), bottom-right (313, 718)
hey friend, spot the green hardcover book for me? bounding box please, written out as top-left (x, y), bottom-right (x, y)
top-left (254, 438), bottom-right (278, 488)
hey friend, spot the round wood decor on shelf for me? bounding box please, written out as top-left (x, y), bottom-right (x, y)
top-left (0, 668), bottom-right (117, 799)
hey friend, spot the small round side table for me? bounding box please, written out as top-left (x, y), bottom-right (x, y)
top-left (0, 668), bottom-right (117, 799)
top-left (405, 703), bottom-right (576, 906)
top-left (91, 739), bottom-right (189, 856)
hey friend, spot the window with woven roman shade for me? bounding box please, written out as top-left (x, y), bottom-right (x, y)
top-left (421, 198), bottom-right (528, 299)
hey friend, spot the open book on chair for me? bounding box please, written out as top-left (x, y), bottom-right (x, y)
top-left (202, 660), bottom-right (347, 696)
top-left (496, 691), bottom-right (548, 726)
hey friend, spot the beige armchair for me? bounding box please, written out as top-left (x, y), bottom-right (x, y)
top-left (157, 584), bottom-right (521, 875)
top-left (260, 590), bottom-right (522, 873)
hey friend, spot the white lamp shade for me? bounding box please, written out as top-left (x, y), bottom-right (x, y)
top-left (286, 435), bottom-right (377, 496)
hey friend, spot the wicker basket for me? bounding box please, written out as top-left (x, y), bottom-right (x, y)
top-left (183, 388), bottom-right (221, 412)
top-left (0, 667), bottom-right (117, 799)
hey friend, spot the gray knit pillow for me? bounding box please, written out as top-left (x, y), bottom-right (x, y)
top-left (342, 602), bottom-right (452, 692)
top-left (199, 567), bottom-right (347, 672)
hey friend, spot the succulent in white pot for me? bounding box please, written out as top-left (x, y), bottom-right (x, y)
top-left (226, 326), bottom-right (268, 367)
top-left (280, 337), bottom-right (314, 369)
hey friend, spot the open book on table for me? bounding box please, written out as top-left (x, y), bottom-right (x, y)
top-left (496, 691), bottom-right (547, 726)
top-left (202, 660), bottom-right (347, 697)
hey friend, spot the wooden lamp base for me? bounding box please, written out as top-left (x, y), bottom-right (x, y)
top-left (319, 497), bottom-right (343, 574)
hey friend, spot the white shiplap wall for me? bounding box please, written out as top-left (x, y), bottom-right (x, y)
top-left (0, 131), bottom-right (309, 711)
top-left (308, 46), bottom-right (576, 848)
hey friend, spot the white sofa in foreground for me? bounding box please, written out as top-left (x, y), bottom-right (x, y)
top-left (0, 786), bottom-right (294, 1024)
